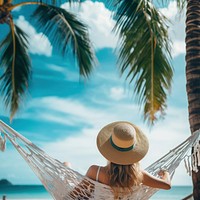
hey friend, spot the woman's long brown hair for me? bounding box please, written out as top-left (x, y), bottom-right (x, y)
top-left (108, 162), bottom-right (143, 199)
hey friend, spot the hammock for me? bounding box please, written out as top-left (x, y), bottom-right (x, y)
top-left (0, 131), bottom-right (6, 152)
top-left (0, 120), bottom-right (199, 200)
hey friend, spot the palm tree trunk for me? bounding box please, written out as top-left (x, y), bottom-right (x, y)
top-left (186, 0), bottom-right (200, 199)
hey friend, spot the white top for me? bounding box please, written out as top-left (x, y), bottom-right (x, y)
top-left (96, 166), bottom-right (101, 182)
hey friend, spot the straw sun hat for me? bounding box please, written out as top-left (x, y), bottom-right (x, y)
top-left (96, 121), bottom-right (149, 165)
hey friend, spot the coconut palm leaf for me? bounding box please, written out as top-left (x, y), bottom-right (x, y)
top-left (32, 4), bottom-right (96, 78)
top-left (0, 23), bottom-right (31, 120)
top-left (113, 0), bottom-right (173, 123)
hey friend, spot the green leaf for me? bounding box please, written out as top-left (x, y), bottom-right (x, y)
top-left (32, 4), bottom-right (96, 78)
top-left (0, 24), bottom-right (31, 120)
top-left (113, 0), bottom-right (173, 124)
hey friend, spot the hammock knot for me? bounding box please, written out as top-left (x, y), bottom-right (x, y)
top-left (192, 141), bottom-right (200, 173)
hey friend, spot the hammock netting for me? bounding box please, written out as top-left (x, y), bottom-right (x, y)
top-left (0, 120), bottom-right (200, 200)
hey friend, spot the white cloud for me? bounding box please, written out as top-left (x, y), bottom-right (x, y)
top-left (47, 64), bottom-right (79, 81)
top-left (61, 1), bottom-right (118, 49)
top-left (28, 97), bottom-right (111, 127)
top-left (141, 107), bottom-right (192, 185)
top-left (110, 87), bottom-right (126, 100)
top-left (172, 40), bottom-right (186, 57)
top-left (60, 1), bottom-right (186, 56)
top-left (43, 127), bottom-right (101, 174)
top-left (47, 64), bottom-right (65, 73)
top-left (15, 16), bottom-right (52, 57)
top-left (26, 96), bottom-right (139, 129)
top-left (159, 1), bottom-right (186, 57)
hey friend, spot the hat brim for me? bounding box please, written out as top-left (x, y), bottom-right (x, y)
top-left (96, 121), bottom-right (149, 165)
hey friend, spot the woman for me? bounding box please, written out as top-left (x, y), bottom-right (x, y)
top-left (86, 121), bottom-right (171, 199)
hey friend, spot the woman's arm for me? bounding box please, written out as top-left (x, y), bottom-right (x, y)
top-left (142, 170), bottom-right (171, 190)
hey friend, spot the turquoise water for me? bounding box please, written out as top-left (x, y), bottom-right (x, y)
top-left (0, 185), bottom-right (192, 199)
top-left (150, 186), bottom-right (192, 200)
top-left (0, 185), bottom-right (51, 199)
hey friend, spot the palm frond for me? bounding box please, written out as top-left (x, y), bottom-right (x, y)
top-left (32, 4), bottom-right (96, 78)
top-left (0, 23), bottom-right (31, 120)
top-left (109, 0), bottom-right (186, 11)
top-left (113, 0), bottom-right (173, 124)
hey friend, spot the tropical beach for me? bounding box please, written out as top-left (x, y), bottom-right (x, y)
top-left (0, 185), bottom-right (193, 199)
top-left (0, 0), bottom-right (200, 199)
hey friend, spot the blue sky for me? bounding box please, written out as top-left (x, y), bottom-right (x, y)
top-left (0, 1), bottom-right (192, 185)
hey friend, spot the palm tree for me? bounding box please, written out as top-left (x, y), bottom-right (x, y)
top-left (0, 0), bottom-right (96, 120)
top-left (111, 0), bottom-right (199, 199)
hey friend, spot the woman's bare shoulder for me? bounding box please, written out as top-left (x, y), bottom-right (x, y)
top-left (86, 165), bottom-right (100, 180)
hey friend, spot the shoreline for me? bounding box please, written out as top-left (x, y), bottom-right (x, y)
top-left (0, 185), bottom-right (193, 200)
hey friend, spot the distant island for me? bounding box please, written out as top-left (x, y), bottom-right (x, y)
top-left (0, 179), bottom-right (12, 186)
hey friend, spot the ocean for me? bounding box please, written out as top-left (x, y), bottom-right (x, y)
top-left (0, 185), bottom-right (192, 200)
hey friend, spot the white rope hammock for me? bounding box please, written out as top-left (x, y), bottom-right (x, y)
top-left (0, 120), bottom-right (200, 200)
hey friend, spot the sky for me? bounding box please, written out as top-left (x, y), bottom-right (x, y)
top-left (0, 0), bottom-right (193, 186)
